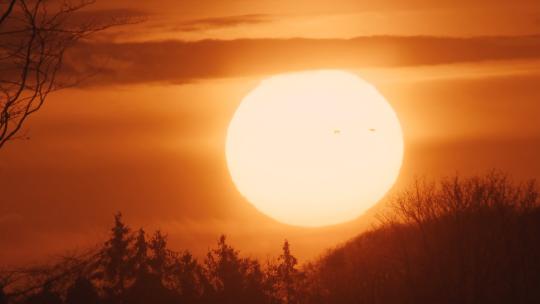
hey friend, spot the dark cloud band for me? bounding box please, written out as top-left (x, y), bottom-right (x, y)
top-left (65, 35), bottom-right (540, 86)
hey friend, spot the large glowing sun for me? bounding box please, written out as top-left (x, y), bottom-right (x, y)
top-left (226, 70), bottom-right (404, 227)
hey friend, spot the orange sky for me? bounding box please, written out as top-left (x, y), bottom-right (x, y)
top-left (1, 0), bottom-right (540, 266)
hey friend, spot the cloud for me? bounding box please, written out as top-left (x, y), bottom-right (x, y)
top-left (173, 14), bottom-right (274, 32)
top-left (71, 8), bottom-right (149, 23)
top-left (64, 35), bottom-right (540, 86)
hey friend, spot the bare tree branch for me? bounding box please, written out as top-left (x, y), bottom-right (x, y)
top-left (0, 0), bottom-right (134, 149)
top-left (0, 0), bottom-right (16, 26)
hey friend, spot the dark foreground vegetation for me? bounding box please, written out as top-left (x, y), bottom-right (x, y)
top-left (1, 173), bottom-right (540, 304)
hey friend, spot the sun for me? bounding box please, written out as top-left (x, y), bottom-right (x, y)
top-left (226, 70), bottom-right (404, 227)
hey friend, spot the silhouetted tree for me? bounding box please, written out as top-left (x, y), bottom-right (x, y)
top-left (65, 277), bottom-right (100, 304)
top-left (123, 271), bottom-right (176, 304)
top-left (274, 240), bottom-right (301, 304)
top-left (205, 235), bottom-right (244, 303)
top-left (102, 212), bottom-right (131, 297)
top-left (148, 230), bottom-right (168, 280)
top-left (205, 235), bottom-right (273, 303)
top-left (0, 0), bottom-right (131, 149)
top-left (25, 283), bottom-right (62, 304)
top-left (171, 251), bottom-right (207, 302)
top-left (0, 286), bottom-right (7, 304)
top-left (243, 259), bottom-right (271, 303)
top-left (111, 227), bottom-right (178, 304)
top-left (131, 229), bottom-right (149, 278)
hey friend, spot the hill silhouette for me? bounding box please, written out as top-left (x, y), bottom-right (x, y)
top-left (304, 173), bottom-right (540, 303)
top-left (1, 173), bottom-right (539, 304)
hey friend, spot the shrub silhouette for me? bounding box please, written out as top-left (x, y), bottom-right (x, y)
top-left (2, 173), bottom-right (539, 304)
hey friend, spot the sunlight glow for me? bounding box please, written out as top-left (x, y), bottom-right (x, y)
top-left (226, 70), bottom-right (404, 227)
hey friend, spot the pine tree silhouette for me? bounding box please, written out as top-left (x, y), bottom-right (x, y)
top-left (149, 231), bottom-right (168, 279)
top-left (0, 287), bottom-right (7, 304)
top-left (132, 229), bottom-right (149, 278)
top-left (103, 212), bottom-right (132, 297)
top-left (124, 272), bottom-right (175, 304)
top-left (26, 283), bottom-right (62, 304)
top-left (65, 277), bottom-right (100, 304)
top-left (205, 235), bottom-right (248, 303)
top-left (172, 251), bottom-right (205, 302)
top-left (276, 240), bottom-right (300, 304)
top-left (124, 230), bottom-right (174, 304)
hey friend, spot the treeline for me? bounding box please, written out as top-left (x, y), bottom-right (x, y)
top-left (2, 173), bottom-right (540, 304)
top-left (308, 173), bottom-right (540, 304)
top-left (1, 214), bottom-right (304, 304)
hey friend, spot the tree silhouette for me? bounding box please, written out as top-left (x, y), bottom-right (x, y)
top-left (204, 235), bottom-right (274, 303)
top-left (0, 287), bottom-right (7, 304)
top-left (274, 240), bottom-right (301, 304)
top-left (131, 229), bottom-right (149, 278)
top-left (148, 230), bottom-right (169, 280)
top-left (123, 271), bottom-right (175, 304)
top-left (102, 212), bottom-right (131, 297)
top-left (122, 228), bottom-right (178, 304)
top-left (205, 235), bottom-right (245, 302)
top-left (242, 259), bottom-right (270, 303)
top-left (65, 277), bottom-right (100, 304)
top-left (170, 251), bottom-right (207, 302)
top-left (25, 283), bottom-right (62, 304)
top-left (0, 0), bottom-right (131, 149)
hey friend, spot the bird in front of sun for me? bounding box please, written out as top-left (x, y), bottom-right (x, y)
top-left (226, 70), bottom-right (404, 227)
